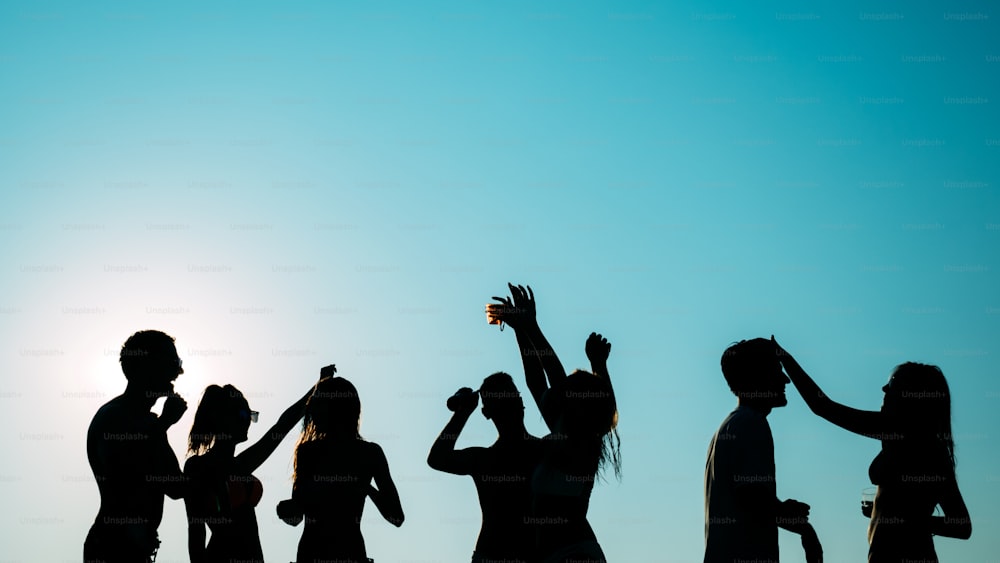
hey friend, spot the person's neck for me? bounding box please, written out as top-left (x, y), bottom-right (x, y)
top-left (738, 398), bottom-right (773, 417)
top-left (495, 420), bottom-right (528, 442)
top-left (121, 384), bottom-right (157, 411)
top-left (210, 441), bottom-right (238, 459)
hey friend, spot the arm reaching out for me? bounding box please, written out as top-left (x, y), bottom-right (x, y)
top-left (234, 382), bottom-right (315, 475)
top-left (773, 337), bottom-right (884, 439)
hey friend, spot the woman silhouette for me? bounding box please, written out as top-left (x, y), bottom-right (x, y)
top-left (278, 376), bottom-right (404, 563)
top-left (775, 337), bottom-right (971, 563)
top-left (490, 284), bottom-right (621, 563)
top-left (184, 382), bottom-right (313, 563)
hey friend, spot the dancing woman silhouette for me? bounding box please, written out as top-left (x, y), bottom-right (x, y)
top-left (490, 283), bottom-right (620, 563)
top-left (184, 379), bottom-right (313, 563)
top-left (278, 375), bottom-right (404, 563)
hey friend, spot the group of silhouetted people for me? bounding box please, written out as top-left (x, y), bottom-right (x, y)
top-left (704, 337), bottom-right (971, 563)
top-left (84, 283), bottom-right (971, 563)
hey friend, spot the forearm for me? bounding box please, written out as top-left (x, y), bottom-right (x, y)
top-left (514, 328), bottom-right (547, 404)
top-left (780, 353), bottom-right (830, 414)
top-left (187, 525), bottom-right (207, 563)
top-left (521, 322), bottom-right (566, 387)
top-left (930, 515), bottom-right (972, 539)
top-left (274, 389), bottom-right (313, 435)
top-left (236, 389), bottom-right (311, 474)
top-left (368, 484), bottom-right (404, 526)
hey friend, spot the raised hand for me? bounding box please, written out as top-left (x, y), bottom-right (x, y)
top-left (276, 498), bottom-right (303, 526)
top-left (487, 283), bottom-right (536, 330)
top-left (586, 332), bottom-right (611, 366)
top-left (446, 387), bottom-right (479, 414)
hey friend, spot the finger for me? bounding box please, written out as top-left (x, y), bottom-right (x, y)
top-left (526, 285), bottom-right (534, 302)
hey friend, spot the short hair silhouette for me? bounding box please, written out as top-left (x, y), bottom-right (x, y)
top-left (479, 371), bottom-right (522, 419)
top-left (120, 330), bottom-right (180, 380)
top-left (721, 338), bottom-right (777, 396)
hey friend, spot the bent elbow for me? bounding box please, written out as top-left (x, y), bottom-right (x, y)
top-left (426, 454), bottom-right (441, 471)
top-left (958, 521), bottom-right (972, 540)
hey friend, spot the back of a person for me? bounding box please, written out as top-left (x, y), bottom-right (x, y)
top-left (471, 440), bottom-right (542, 561)
top-left (704, 407), bottom-right (778, 563)
top-left (296, 439), bottom-right (374, 563)
top-left (86, 400), bottom-right (163, 560)
top-left (531, 439), bottom-right (601, 562)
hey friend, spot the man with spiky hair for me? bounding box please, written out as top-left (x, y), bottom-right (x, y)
top-left (85, 330), bottom-right (188, 563)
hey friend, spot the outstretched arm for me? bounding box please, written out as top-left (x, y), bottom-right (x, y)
top-left (369, 444), bottom-right (405, 526)
top-left (427, 388), bottom-right (481, 474)
top-left (234, 384), bottom-right (314, 475)
top-left (774, 337), bottom-right (884, 439)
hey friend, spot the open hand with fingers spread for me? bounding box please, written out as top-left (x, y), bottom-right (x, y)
top-left (487, 283), bottom-right (537, 331)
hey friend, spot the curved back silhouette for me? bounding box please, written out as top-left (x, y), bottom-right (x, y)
top-left (279, 376), bottom-right (404, 563)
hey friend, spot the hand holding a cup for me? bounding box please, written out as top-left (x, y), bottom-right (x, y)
top-left (486, 283), bottom-right (536, 330)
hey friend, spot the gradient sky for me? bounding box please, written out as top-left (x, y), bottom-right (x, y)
top-left (1, 2), bottom-right (998, 562)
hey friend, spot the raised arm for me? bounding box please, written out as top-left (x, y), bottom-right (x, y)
top-left (490, 283), bottom-right (565, 431)
top-left (427, 388), bottom-right (481, 474)
top-left (368, 443), bottom-right (405, 527)
top-left (773, 337), bottom-right (885, 439)
top-left (586, 332), bottom-right (614, 401)
top-left (234, 384), bottom-right (314, 475)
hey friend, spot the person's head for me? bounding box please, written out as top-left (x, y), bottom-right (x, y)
top-left (720, 338), bottom-right (789, 410)
top-left (479, 372), bottom-right (524, 426)
top-left (120, 330), bottom-right (183, 398)
top-left (545, 370), bottom-right (621, 478)
top-left (188, 384), bottom-right (255, 455)
top-left (302, 376), bottom-right (361, 441)
top-left (882, 362), bottom-right (955, 466)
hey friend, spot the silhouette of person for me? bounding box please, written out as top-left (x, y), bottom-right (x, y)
top-left (183, 377), bottom-right (314, 563)
top-left (774, 337), bottom-right (971, 562)
top-left (489, 283), bottom-right (621, 563)
top-left (277, 375), bottom-right (404, 563)
top-left (427, 372), bottom-right (543, 563)
top-left (704, 338), bottom-right (822, 563)
top-left (84, 330), bottom-right (188, 563)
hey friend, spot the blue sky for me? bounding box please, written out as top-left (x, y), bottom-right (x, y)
top-left (1, 1), bottom-right (998, 561)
